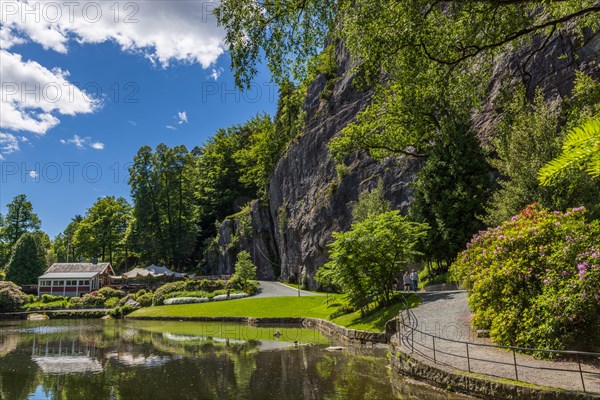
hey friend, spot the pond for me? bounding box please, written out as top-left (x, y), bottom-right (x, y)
top-left (0, 319), bottom-right (471, 399)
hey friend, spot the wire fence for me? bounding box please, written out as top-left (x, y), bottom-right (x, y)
top-left (396, 297), bottom-right (600, 393)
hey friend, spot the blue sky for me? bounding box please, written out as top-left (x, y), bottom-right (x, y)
top-left (0, 1), bottom-right (278, 237)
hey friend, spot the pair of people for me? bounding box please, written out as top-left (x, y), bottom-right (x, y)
top-left (403, 269), bottom-right (418, 291)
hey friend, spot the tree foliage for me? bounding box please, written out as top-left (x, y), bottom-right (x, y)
top-left (217, 0), bottom-right (599, 160)
top-left (351, 179), bottom-right (391, 224)
top-left (409, 121), bottom-right (493, 268)
top-left (317, 211), bottom-right (428, 312)
top-left (5, 233), bottom-right (47, 286)
top-left (52, 215), bottom-right (84, 263)
top-left (233, 114), bottom-right (278, 196)
top-left (539, 118), bottom-right (600, 184)
top-left (129, 144), bottom-right (198, 270)
top-left (231, 250), bottom-right (257, 292)
top-left (73, 197), bottom-right (131, 267)
top-left (485, 83), bottom-right (600, 226)
top-left (1, 194), bottom-right (40, 246)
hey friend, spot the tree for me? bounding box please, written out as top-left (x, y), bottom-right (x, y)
top-left (196, 126), bottom-right (254, 242)
top-left (484, 86), bottom-right (600, 225)
top-left (5, 233), bottom-right (47, 285)
top-left (129, 145), bottom-right (198, 270)
top-left (1, 194), bottom-right (41, 246)
top-left (217, 1), bottom-right (599, 161)
top-left (318, 211), bottom-right (428, 312)
top-left (234, 114), bottom-right (286, 198)
top-left (409, 122), bottom-right (493, 269)
top-left (232, 250), bottom-right (257, 291)
top-left (217, 1), bottom-right (599, 89)
top-left (51, 215), bottom-right (84, 263)
top-left (538, 118), bottom-right (600, 185)
top-left (73, 197), bottom-right (131, 266)
top-left (351, 179), bottom-right (391, 223)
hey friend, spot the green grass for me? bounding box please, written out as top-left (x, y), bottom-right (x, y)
top-left (129, 293), bottom-right (418, 332)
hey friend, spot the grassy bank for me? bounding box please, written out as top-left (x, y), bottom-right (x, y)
top-left (129, 293), bottom-right (419, 332)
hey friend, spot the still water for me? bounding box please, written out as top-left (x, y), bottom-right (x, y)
top-left (0, 319), bottom-right (470, 399)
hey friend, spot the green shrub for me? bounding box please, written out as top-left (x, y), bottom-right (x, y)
top-left (96, 287), bottom-right (126, 301)
top-left (153, 280), bottom-right (226, 305)
top-left (69, 293), bottom-right (105, 309)
top-left (136, 293), bottom-right (154, 307)
top-left (23, 300), bottom-right (69, 311)
top-left (108, 304), bottom-right (135, 318)
top-left (0, 281), bottom-right (28, 311)
top-left (41, 294), bottom-right (68, 303)
top-left (104, 297), bottom-right (120, 308)
top-left (133, 289), bottom-right (147, 299)
top-left (452, 204), bottom-right (600, 353)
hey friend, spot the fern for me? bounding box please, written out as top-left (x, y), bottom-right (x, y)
top-left (538, 118), bottom-right (600, 186)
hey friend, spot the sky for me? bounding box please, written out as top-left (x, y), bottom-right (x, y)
top-left (0, 0), bottom-right (279, 237)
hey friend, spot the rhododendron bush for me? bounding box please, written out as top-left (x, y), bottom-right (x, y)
top-left (451, 204), bottom-right (600, 351)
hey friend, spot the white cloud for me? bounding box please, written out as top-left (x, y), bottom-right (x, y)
top-left (166, 125), bottom-right (176, 131)
top-left (128, 120), bottom-right (137, 126)
top-left (177, 111), bottom-right (188, 124)
top-left (29, 170), bottom-right (39, 179)
top-left (210, 67), bottom-right (224, 81)
top-left (0, 50), bottom-right (98, 134)
top-left (0, 132), bottom-right (20, 157)
top-left (1, 0), bottom-right (225, 68)
top-left (60, 134), bottom-right (104, 150)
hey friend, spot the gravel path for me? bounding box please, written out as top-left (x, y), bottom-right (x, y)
top-left (399, 291), bottom-right (600, 394)
top-left (252, 281), bottom-right (323, 298)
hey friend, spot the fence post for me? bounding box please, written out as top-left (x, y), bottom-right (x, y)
top-left (512, 348), bottom-right (519, 381)
top-left (411, 325), bottom-right (414, 353)
top-left (466, 343), bottom-right (471, 373)
top-left (577, 354), bottom-right (586, 392)
top-left (433, 336), bottom-right (437, 364)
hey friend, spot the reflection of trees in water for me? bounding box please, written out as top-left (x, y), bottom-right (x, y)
top-left (0, 321), bottom-right (409, 400)
top-left (0, 348), bottom-right (40, 400)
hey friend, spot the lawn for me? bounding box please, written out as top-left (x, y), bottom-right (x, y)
top-left (128, 293), bottom-right (418, 332)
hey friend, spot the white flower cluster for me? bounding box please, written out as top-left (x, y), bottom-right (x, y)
top-left (212, 293), bottom-right (248, 301)
top-left (163, 297), bottom-right (209, 305)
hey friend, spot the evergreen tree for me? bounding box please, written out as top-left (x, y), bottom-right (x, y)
top-left (232, 250), bottom-right (257, 291)
top-left (409, 120), bottom-right (493, 269)
top-left (1, 194), bottom-right (41, 246)
top-left (5, 233), bottom-right (47, 285)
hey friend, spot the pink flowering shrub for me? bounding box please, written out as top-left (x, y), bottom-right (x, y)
top-left (451, 204), bottom-right (600, 352)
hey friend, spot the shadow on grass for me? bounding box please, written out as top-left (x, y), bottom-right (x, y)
top-left (340, 294), bottom-right (420, 332)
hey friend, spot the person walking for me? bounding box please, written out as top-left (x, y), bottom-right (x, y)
top-left (403, 271), bottom-right (411, 292)
top-left (410, 269), bottom-right (418, 292)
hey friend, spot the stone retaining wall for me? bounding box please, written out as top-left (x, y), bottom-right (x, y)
top-left (390, 349), bottom-right (599, 400)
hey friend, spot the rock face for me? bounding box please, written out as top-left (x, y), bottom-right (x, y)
top-left (209, 200), bottom-right (279, 280)
top-left (213, 28), bottom-right (600, 288)
top-left (474, 28), bottom-right (600, 144)
top-left (268, 45), bottom-right (422, 287)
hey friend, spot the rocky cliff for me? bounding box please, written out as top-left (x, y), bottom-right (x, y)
top-left (211, 29), bottom-right (600, 287)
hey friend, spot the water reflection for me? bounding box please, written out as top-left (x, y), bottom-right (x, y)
top-left (0, 320), bottom-right (471, 400)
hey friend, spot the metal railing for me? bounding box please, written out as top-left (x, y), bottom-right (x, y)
top-left (396, 296), bottom-right (600, 393)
